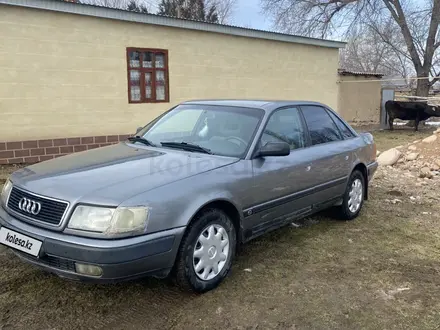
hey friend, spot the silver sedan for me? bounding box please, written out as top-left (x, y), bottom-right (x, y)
top-left (0, 100), bottom-right (378, 293)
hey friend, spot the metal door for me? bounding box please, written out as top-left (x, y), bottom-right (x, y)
top-left (381, 88), bottom-right (395, 128)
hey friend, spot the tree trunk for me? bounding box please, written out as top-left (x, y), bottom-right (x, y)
top-left (415, 78), bottom-right (430, 97)
top-left (405, 77), bottom-right (430, 128)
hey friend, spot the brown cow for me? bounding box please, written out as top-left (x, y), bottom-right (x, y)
top-left (385, 100), bottom-right (440, 131)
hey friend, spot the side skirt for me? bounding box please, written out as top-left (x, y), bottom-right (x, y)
top-left (244, 196), bottom-right (343, 243)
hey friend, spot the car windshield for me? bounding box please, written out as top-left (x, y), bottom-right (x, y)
top-left (136, 104), bottom-right (264, 157)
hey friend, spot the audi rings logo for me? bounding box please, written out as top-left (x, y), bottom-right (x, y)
top-left (18, 198), bottom-right (42, 215)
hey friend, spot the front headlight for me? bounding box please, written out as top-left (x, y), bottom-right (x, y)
top-left (1, 179), bottom-right (12, 206)
top-left (68, 205), bottom-right (150, 237)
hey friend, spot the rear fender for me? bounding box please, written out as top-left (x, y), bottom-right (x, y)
top-left (359, 132), bottom-right (377, 162)
top-left (345, 133), bottom-right (376, 201)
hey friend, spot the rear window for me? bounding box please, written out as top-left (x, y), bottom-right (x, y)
top-left (301, 105), bottom-right (342, 145)
top-left (327, 110), bottom-right (356, 139)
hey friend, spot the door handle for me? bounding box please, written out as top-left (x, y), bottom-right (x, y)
top-left (306, 165), bottom-right (311, 172)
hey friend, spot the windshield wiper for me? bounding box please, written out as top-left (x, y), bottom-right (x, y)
top-left (160, 141), bottom-right (212, 154)
top-left (127, 136), bottom-right (156, 147)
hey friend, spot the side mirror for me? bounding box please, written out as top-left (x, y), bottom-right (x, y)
top-left (256, 142), bottom-right (290, 157)
top-left (136, 127), bottom-right (143, 134)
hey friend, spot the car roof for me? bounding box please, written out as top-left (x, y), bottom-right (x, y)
top-left (180, 99), bottom-right (332, 112)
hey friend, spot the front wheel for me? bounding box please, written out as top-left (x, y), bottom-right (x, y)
top-left (337, 170), bottom-right (365, 220)
top-left (173, 208), bottom-right (236, 293)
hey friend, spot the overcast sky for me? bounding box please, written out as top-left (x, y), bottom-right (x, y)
top-left (231, 0), bottom-right (271, 30)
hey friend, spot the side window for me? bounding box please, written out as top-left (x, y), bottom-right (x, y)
top-left (301, 106), bottom-right (342, 145)
top-left (327, 110), bottom-right (356, 139)
top-left (261, 107), bottom-right (306, 150)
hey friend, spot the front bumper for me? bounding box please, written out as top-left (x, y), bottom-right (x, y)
top-left (0, 206), bottom-right (185, 282)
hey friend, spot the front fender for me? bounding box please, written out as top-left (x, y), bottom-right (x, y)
top-left (177, 190), bottom-right (244, 231)
top-left (120, 182), bottom-right (245, 235)
top-left (120, 160), bottom-right (252, 238)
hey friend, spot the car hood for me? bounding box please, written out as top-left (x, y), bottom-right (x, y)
top-left (10, 143), bottom-right (238, 205)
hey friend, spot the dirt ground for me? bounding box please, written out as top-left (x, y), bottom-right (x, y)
top-left (1, 127), bottom-right (440, 330)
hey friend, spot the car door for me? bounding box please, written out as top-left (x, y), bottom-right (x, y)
top-left (299, 105), bottom-right (354, 208)
top-left (245, 106), bottom-right (317, 238)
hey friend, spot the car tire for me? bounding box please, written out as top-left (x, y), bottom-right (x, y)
top-left (173, 208), bottom-right (236, 293)
top-left (337, 170), bottom-right (365, 220)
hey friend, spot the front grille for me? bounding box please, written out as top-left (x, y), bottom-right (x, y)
top-left (7, 187), bottom-right (68, 226)
top-left (16, 252), bottom-right (76, 272)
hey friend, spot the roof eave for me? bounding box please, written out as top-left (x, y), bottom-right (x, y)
top-left (338, 70), bottom-right (384, 78)
top-left (0, 0), bottom-right (346, 49)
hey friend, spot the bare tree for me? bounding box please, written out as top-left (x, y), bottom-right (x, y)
top-left (80, 0), bottom-right (129, 9)
top-left (81, 0), bottom-right (154, 11)
top-left (261, 0), bottom-right (440, 97)
top-left (205, 0), bottom-right (237, 23)
top-left (80, 0), bottom-right (236, 23)
top-left (157, 0), bottom-right (219, 23)
top-left (127, 0), bottom-right (149, 12)
top-left (340, 22), bottom-right (414, 79)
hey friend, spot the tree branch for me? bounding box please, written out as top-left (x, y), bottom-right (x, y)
top-left (428, 66), bottom-right (440, 86)
top-left (382, 0), bottom-right (423, 72)
top-left (367, 21), bottom-right (412, 61)
top-left (423, 0), bottom-right (440, 71)
top-left (262, 0), bottom-right (436, 84)
top-left (431, 76), bottom-right (440, 86)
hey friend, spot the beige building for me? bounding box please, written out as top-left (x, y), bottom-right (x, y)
top-left (337, 70), bottom-right (384, 126)
top-left (0, 0), bottom-right (345, 164)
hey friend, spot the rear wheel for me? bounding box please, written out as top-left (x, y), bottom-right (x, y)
top-left (337, 170), bottom-right (365, 220)
top-left (174, 208), bottom-right (236, 293)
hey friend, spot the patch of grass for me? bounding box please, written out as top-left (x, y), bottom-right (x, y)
top-left (4, 185), bottom-right (437, 330)
top-left (370, 128), bottom-right (433, 151)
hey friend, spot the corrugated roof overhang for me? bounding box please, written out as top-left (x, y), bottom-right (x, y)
top-left (0, 0), bottom-right (346, 49)
top-left (338, 69), bottom-right (384, 77)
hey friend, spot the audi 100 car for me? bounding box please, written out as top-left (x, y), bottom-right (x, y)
top-left (0, 100), bottom-right (378, 293)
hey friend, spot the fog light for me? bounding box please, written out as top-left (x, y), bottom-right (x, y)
top-left (75, 263), bottom-right (103, 277)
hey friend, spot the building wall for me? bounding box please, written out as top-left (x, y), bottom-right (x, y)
top-left (337, 74), bottom-right (382, 125)
top-left (0, 5), bottom-right (340, 164)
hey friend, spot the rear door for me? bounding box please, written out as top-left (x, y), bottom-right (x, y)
top-left (299, 105), bottom-right (356, 207)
